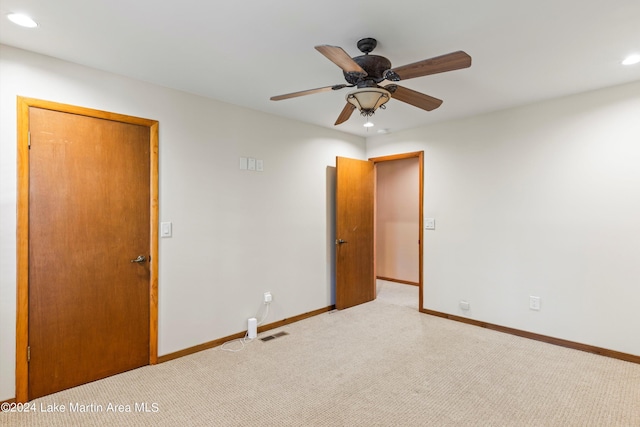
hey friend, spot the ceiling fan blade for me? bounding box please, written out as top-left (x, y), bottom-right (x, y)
top-left (335, 103), bottom-right (356, 125)
top-left (390, 51), bottom-right (471, 81)
top-left (315, 45), bottom-right (367, 76)
top-left (386, 84), bottom-right (443, 111)
top-left (270, 84), bottom-right (346, 101)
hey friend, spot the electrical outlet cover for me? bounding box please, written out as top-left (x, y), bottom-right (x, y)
top-left (529, 296), bottom-right (541, 310)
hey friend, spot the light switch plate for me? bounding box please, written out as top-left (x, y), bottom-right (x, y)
top-left (239, 157), bottom-right (248, 170)
top-left (425, 218), bottom-right (435, 230)
top-left (248, 158), bottom-right (256, 171)
top-left (160, 221), bottom-right (172, 238)
top-left (256, 159), bottom-right (264, 171)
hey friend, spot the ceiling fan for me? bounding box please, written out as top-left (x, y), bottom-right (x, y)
top-left (270, 38), bottom-right (472, 125)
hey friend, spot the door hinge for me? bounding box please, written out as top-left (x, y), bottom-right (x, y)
top-left (28, 131), bottom-right (31, 149)
top-left (27, 346), bottom-right (31, 362)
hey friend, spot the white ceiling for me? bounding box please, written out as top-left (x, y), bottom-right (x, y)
top-left (1, 0), bottom-right (639, 137)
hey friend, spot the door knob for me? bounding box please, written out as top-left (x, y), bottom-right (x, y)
top-left (130, 255), bottom-right (146, 263)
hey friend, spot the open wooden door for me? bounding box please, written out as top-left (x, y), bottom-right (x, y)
top-left (335, 157), bottom-right (375, 309)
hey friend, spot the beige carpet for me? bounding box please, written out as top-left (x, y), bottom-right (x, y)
top-left (2, 281), bottom-right (639, 426)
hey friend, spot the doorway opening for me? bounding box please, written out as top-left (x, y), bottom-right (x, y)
top-left (334, 152), bottom-right (423, 311)
top-left (371, 152), bottom-right (424, 308)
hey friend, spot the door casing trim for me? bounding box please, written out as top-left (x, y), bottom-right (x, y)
top-left (15, 97), bottom-right (159, 402)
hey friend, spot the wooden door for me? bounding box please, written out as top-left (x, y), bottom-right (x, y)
top-left (27, 107), bottom-right (151, 399)
top-left (335, 157), bottom-right (375, 309)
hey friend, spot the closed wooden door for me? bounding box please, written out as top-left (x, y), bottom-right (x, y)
top-left (335, 156), bottom-right (375, 309)
top-left (28, 107), bottom-right (151, 399)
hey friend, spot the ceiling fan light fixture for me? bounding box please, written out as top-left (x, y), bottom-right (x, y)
top-left (346, 88), bottom-right (391, 117)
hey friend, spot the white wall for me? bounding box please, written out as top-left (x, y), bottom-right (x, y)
top-left (0, 44), bottom-right (365, 401)
top-left (367, 80), bottom-right (640, 356)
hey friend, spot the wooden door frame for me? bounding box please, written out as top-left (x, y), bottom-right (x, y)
top-left (369, 151), bottom-right (424, 309)
top-left (15, 97), bottom-right (159, 402)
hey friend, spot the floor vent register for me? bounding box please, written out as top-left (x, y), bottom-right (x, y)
top-left (260, 331), bottom-right (289, 342)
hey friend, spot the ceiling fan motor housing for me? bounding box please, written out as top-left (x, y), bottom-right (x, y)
top-left (344, 55), bottom-right (392, 86)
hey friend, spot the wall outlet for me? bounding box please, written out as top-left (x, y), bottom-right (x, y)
top-left (264, 292), bottom-right (272, 304)
top-left (459, 300), bottom-right (470, 310)
top-left (529, 296), bottom-right (541, 311)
